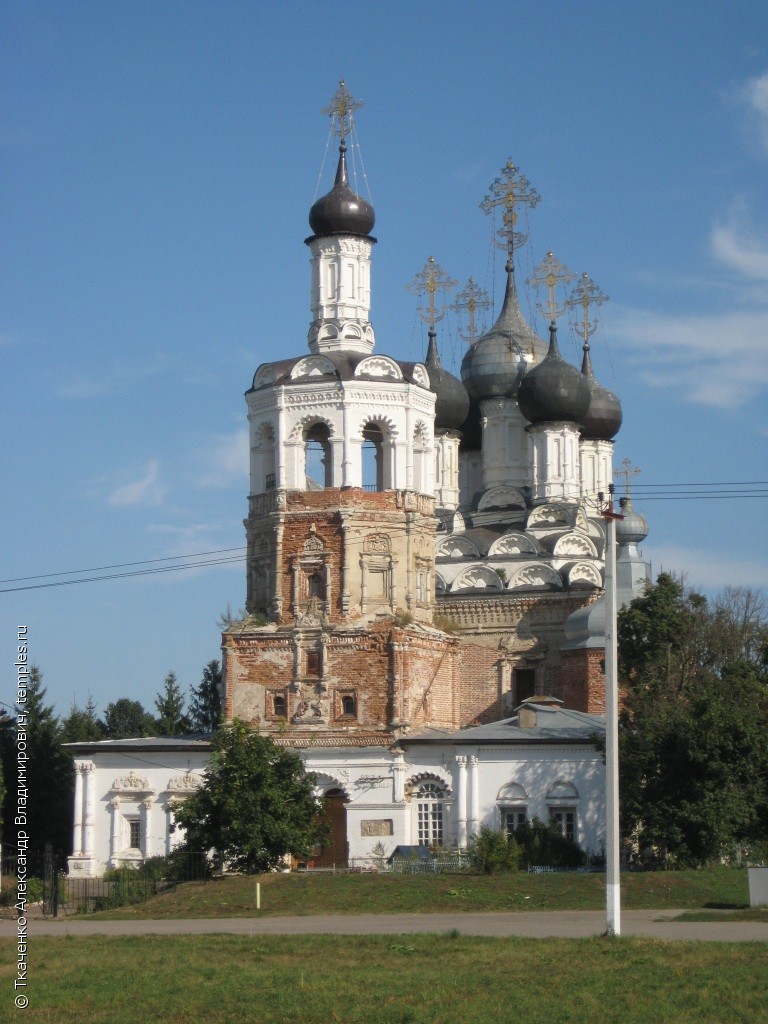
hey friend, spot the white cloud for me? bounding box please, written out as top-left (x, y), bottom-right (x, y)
top-left (196, 429), bottom-right (249, 488)
top-left (645, 543), bottom-right (768, 593)
top-left (711, 199), bottom-right (768, 283)
top-left (108, 460), bottom-right (165, 507)
top-left (741, 70), bottom-right (768, 155)
top-left (612, 305), bottom-right (768, 409)
top-left (613, 195), bottom-right (768, 411)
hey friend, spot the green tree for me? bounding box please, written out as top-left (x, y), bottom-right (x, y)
top-left (61, 695), bottom-right (104, 743)
top-left (188, 660), bottom-right (222, 733)
top-left (100, 698), bottom-right (156, 739)
top-left (618, 576), bottom-right (768, 865)
top-left (468, 826), bottom-right (520, 874)
top-left (173, 720), bottom-right (326, 872)
top-left (155, 671), bottom-right (191, 736)
top-left (0, 667), bottom-right (73, 871)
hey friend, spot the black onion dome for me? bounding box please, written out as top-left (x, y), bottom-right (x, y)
top-left (579, 345), bottom-right (622, 440)
top-left (308, 141), bottom-right (375, 237)
top-left (425, 331), bottom-right (470, 431)
top-left (460, 262), bottom-right (548, 402)
top-left (517, 322), bottom-right (591, 426)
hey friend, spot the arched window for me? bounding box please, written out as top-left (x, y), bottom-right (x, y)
top-left (362, 423), bottom-right (384, 491)
top-left (304, 423), bottom-right (332, 489)
top-left (410, 780), bottom-right (447, 847)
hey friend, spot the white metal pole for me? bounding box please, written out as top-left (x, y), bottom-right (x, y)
top-left (604, 509), bottom-right (621, 936)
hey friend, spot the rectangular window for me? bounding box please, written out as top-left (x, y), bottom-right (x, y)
top-left (417, 802), bottom-right (443, 846)
top-left (305, 651), bottom-right (320, 676)
top-left (265, 472), bottom-right (276, 491)
top-left (128, 819), bottom-right (141, 849)
top-left (502, 808), bottom-right (527, 839)
top-left (549, 808), bottom-right (576, 843)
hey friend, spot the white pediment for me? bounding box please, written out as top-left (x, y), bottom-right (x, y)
top-left (478, 486), bottom-right (527, 512)
top-left (436, 535), bottom-right (480, 558)
top-left (526, 504), bottom-right (576, 530)
top-left (290, 356), bottom-right (339, 380)
top-left (451, 565), bottom-right (504, 592)
top-left (354, 356), bottom-right (403, 381)
top-left (111, 770), bottom-right (153, 794)
top-left (553, 533), bottom-right (599, 558)
top-left (412, 364), bottom-right (430, 388)
top-left (253, 364), bottom-right (277, 387)
top-left (567, 561), bottom-right (603, 589)
top-left (488, 532), bottom-right (538, 556)
top-left (507, 563), bottom-right (563, 591)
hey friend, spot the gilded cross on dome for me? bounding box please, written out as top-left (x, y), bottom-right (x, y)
top-left (614, 457), bottom-right (641, 498)
top-left (480, 158), bottom-right (541, 258)
top-left (528, 251), bottom-right (576, 324)
top-left (451, 277), bottom-right (493, 346)
top-left (322, 78), bottom-right (364, 141)
top-left (567, 272), bottom-right (608, 345)
top-left (406, 256), bottom-right (458, 331)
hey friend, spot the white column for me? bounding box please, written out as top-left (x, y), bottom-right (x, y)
top-left (456, 755), bottom-right (468, 848)
top-left (141, 798), bottom-right (154, 859)
top-left (166, 805), bottom-right (175, 855)
top-left (392, 752), bottom-right (405, 802)
top-left (72, 763), bottom-right (84, 856)
top-left (83, 762), bottom-right (95, 855)
top-left (109, 797), bottom-right (122, 866)
top-left (468, 755), bottom-right (480, 837)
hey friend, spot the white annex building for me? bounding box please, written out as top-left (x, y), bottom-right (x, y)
top-left (67, 83), bottom-right (649, 877)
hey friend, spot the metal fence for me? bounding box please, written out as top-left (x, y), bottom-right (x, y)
top-left (43, 851), bottom-right (211, 916)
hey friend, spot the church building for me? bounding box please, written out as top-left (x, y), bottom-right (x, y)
top-left (67, 83), bottom-right (649, 876)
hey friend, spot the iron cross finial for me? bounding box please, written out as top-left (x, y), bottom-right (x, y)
top-left (527, 250), bottom-right (576, 323)
top-left (480, 158), bottom-right (541, 260)
top-left (322, 78), bottom-right (364, 142)
top-left (567, 272), bottom-right (608, 346)
top-left (406, 256), bottom-right (458, 332)
top-left (614, 457), bottom-right (641, 498)
top-left (451, 277), bottom-right (493, 346)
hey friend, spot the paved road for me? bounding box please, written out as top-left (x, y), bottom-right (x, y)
top-left (3, 910), bottom-right (767, 942)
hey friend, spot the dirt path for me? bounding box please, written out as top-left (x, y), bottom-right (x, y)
top-left (3, 910), bottom-right (767, 942)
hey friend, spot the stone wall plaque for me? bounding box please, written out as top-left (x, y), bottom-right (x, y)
top-left (360, 819), bottom-right (393, 837)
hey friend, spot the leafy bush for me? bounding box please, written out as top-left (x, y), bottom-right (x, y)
top-left (468, 827), bottom-right (520, 874)
top-left (513, 817), bottom-right (586, 869)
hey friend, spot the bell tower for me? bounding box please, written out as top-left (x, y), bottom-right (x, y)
top-left (223, 82), bottom-right (458, 747)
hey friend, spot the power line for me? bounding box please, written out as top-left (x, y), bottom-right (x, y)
top-left (1, 480), bottom-right (765, 596)
top-left (0, 554), bottom-right (246, 594)
top-left (0, 546), bottom-right (247, 585)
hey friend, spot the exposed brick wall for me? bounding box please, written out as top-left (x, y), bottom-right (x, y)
top-left (223, 618), bottom-right (458, 744)
top-left (560, 648), bottom-right (606, 713)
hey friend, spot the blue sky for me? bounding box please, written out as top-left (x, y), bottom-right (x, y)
top-left (2, 1), bottom-right (767, 718)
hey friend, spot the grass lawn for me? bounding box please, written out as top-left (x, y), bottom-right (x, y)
top-left (2, 933), bottom-right (765, 1024)
top-left (85, 866), bottom-right (749, 919)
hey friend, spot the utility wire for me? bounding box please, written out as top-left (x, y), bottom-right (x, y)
top-left (1, 481), bottom-right (764, 595)
top-left (0, 546), bottom-right (246, 585)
